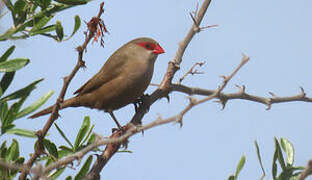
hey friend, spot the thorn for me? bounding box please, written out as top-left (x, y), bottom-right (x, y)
top-left (189, 12), bottom-right (199, 27)
top-left (299, 86), bottom-right (306, 97)
top-left (265, 100), bottom-right (272, 110)
top-left (165, 95), bottom-right (170, 103)
top-left (200, 24), bottom-right (218, 31)
top-left (175, 115), bottom-right (183, 128)
top-left (268, 92), bottom-right (276, 97)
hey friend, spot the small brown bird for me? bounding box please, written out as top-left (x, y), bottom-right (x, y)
top-left (30, 37), bottom-right (164, 128)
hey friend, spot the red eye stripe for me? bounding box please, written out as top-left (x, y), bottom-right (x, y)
top-left (136, 42), bottom-right (165, 54)
top-left (137, 42), bottom-right (156, 50)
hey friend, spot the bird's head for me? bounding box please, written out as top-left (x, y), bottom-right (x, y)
top-left (134, 38), bottom-right (165, 55)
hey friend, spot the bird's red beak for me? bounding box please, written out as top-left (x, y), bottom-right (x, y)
top-left (152, 44), bottom-right (165, 54)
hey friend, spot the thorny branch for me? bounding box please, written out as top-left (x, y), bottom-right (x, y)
top-left (178, 61), bottom-right (205, 84)
top-left (167, 83), bottom-right (312, 110)
top-left (18, 2), bottom-right (107, 180)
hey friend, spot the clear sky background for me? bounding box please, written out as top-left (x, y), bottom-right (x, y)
top-left (1, 0), bottom-right (312, 179)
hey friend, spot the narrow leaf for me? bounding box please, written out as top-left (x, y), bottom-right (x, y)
top-left (274, 137), bottom-right (286, 170)
top-left (0, 58), bottom-right (29, 72)
top-left (55, 21), bottom-right (64, 41)
top-left (0, 72), bottom-right (15, 94)
top-left (74, 155), bottom-right (93, 180)
top-left (280, 137), bottom-right (294, 166)
top-left (6, 97), bottom-right (26, 124)
top-left (74, 116), bottom-right (90, 151)
top-left (5, 139), bottom-right (19, 162)
top-left (65, 15), bottom-right (81, 40)
top-left (55, 123), bottom-right (74, 148)
top-left (13, 0), bottom-right (27, 15)
top-left (49, 167), bottom-right (65, 179)
top-left (81, 124), bottom-right (94, 145)
top-left (29, 25), bottom-right (56, 36)
top-left (30, 15), bottom-right (54, 32)
top-left (0, 45), bottom-right (15, 62)
top-left (234, 155), bottom-right (246, 180)
top-left (53, 0), bottom-right (89, 5)
top-left (0, 78), bottom-right (43, 102)
top-left (254, 141), bottom-right (265, 180)
top-left (16, 90), bottom-right (54, 119)
top-left (272, 149), bottom-right (278, 179)
top-left (43, 139), bottom-right (58, 159)
top-left (6, 128), bottom-right (36, 138)
top-left (59, 146), bottom-right (73, 153)
top-left (0, 101), bottom-right (8, 123)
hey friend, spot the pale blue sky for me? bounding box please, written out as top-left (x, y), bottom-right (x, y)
top-left (1, 0), bottom-right (312, 179)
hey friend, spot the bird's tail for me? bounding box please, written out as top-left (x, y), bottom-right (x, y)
top-left (29, 97), bottom-right (79, 119)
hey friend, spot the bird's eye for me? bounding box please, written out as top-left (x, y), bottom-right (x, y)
top-left (136, 42), bottom-right (155, 51)
top-left (145, 44), bottom-right (151, 49)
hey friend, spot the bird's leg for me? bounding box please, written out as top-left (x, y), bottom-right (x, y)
top-left (108, 110), bottom-right (122, 130)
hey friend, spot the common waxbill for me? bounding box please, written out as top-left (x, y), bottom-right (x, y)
top-left (29, 37), bottom-right (164, 127)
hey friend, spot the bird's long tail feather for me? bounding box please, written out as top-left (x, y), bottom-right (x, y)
top-left (29, 97), bottom-right (79, 119)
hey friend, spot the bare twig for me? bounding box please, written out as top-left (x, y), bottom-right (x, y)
top-left (167, 83), bottom-right (312, 110)
top-left (298, 160), bottom-right (312, 180)
top-left (178, 61), bottom-right (205, 84)
top-left (18, 3), bottom-right (106, 180)
top-left (175, 54), bottom-right (249, 125)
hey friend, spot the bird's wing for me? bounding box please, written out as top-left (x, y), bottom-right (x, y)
top-left (74, 53), bottom-right (128, 95)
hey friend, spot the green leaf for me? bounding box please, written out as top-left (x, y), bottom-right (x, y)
top-left (274, 137), bottom-right (286, 170)
top-left (74, 155), bottom-right (93, 180)
top-left (234, 155), bottom-right (245, 180)
top-left (0, 45), bottom-right (15, 62)
top-left (65, 176), bottom-right (72, 180)
top-left (16, 90), bottom-right (54, 119)
top-left (117, 150), bottom-right (133, 153)
top-left (43, 139), bottom-right (58, 159)
top-left (30, 15), bottom-right (54, 32)
top-left (272, 149), bottom-right (278, 179)
top-left (74, 116), bottom-right (90, 151)
top-left (254, 141), bottom-right (265, 180)
top-left (0, 79), bottom-right (43, 102)
top-left (280, 137), bottom-right (294, 166)
top-left (6, 97), bottom-right (26, 124)
top-left (64, 15), bottom-right (81, 40)
top-left (5, 139), bottom-right (19, 162)
top-left (36, 0), bottom-right (51, 9)
top-left (227, 175), bottom-right (235, 180)
top-left (81, 124), bottom-right (94, 146)
top-left (0, 72), bottom-right (15, 94)
top-left (87, 133), bottom-right (96, 144)
top-left (6, 128), bottom-right (36, 138)
top-left (58, 148), bottom-right (72, 159)
top-left (53, 0), bottom-right (90, 5)
top-left (0, 101), bottom-right (9, 125)
top-left (0, 140), bottom-right (7, 158)
top-left (59, 145), bottom-right (73, 153)
top-left (29, 25), bottom-right (56, 36)
top-left (49, 167), bottom-right (65, 179)
top-left (55, 21), bottom-right (64, 41)
top-left (13, 0), bottom-right (27, 15)
top-left (0, 58), bottom-right (29, 72)
top-left (55, 123), bottom-right (74, 148)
